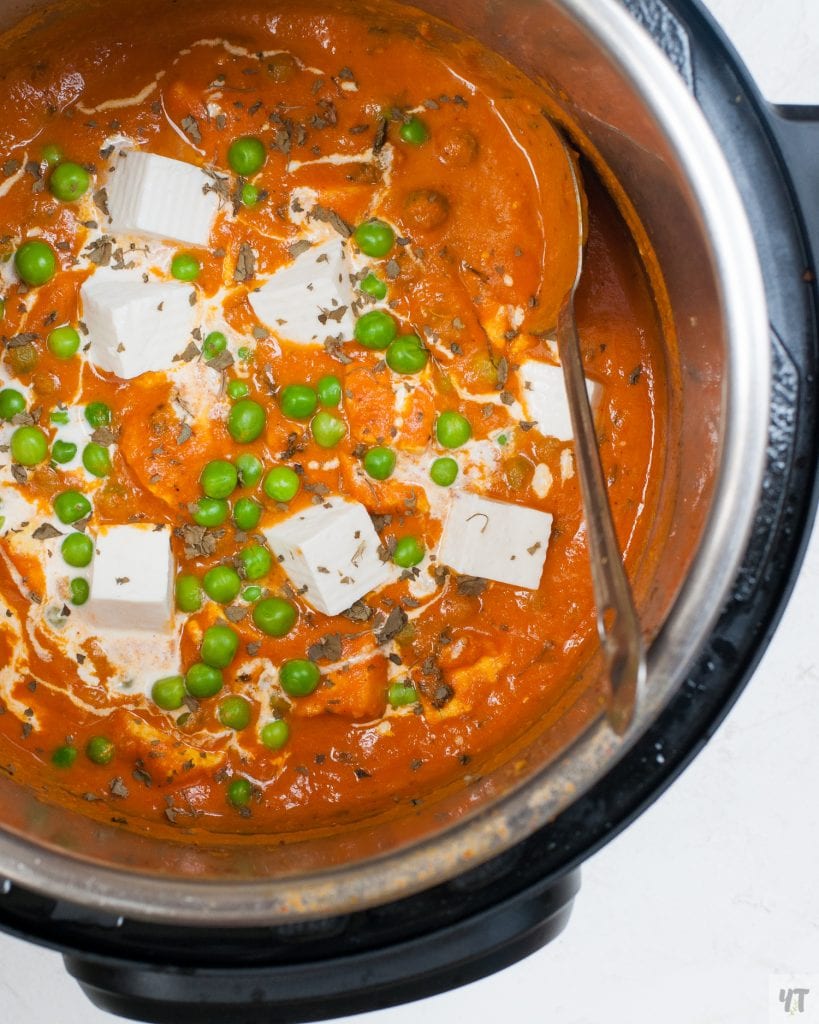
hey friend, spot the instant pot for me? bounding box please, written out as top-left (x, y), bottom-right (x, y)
top-left (0, 0), bottom-right (816, 1021)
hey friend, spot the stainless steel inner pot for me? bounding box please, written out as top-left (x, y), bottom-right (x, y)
top-left (0, 0), bottom-right (769, 924)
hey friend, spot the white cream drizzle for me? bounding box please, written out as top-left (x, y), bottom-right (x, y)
top-left (71, 36), bottom-right (325, 122)
top-left (77, 75), bottom-right (165, 115)
top-left (560, 447), bottom-right (575, 482)
top-left (160, 93), bottom-right (205, 156)
top-left (449, 378), bottom-right (524, 421)
top-left (287, 149), bottom-right (374, 172)
top-left (0, 156), bottom-right (28, 200)
top-left (531, 462), bottom-right (553, 499)
top-left (0, 588), bottom-right (36, 719)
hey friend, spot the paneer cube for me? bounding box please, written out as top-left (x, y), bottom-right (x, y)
top-left (86, 525), bottom-right (174, 632)
top-left (106, 150), bottom-right (221, 247)
top-left (248, 239), bottom-right (355, 345)
top-left (81, 272), bottom-right (197, 379)
top-left (519, 360), bottom-right (601, 441)
top-left (263, 498), bottom-right (389, 616)
top-left (438, 491), bottom-right (552, 590)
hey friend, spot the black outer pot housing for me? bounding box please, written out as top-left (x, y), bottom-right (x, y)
top-left (0, 2), bottom-right (817, 1021)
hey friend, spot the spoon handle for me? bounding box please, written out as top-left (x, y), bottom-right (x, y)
top-left (557, 298), bottom-right (646, 734)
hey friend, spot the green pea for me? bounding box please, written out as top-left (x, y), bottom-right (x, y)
top-left (192, 497), bottom-right (229, 528)
top-left (85, 735), bottom-right (115, 765)
top-left (436, 410), bottom-right (472, 449)
top-left (52, 440), bottom-right (77, 464)
top-left (52, 745), bottom-right (77, 768)
top-left (152, 675), bottom-right (186, 710)
top-left (233, 497), bottom-right (262, 531)
top-left (386, 334), bottom-right (428, 374)
top-left (0, 389), bottom-right (25, 420)
top-left (218, 694), bottom-right (252, 731)
top-left (242, 585), bottom-right (262, 603)
top-left (0, 297), bottom-right (4, 320)
top-left (84, 402), bottom-right (111, 428)
top-left (10, 425), bottom-right (48, 466)
top-left (228, 136), bottom-right (266, 176)
top-left (279, 384), bottom-right (317, 420)
top-left (263, 466), bottom-right (300, 502)
top-left (354, 309), bottom-right (397, 350)
top-left (227, 379), bottom-right (250, 401)
top-left (82, 442), bottom-right (111, 478)
top-left (311, 410), bottom-right (346, 449)
top-left (47, 325), bottom-right (80, 359)
top-left (260, 719), bottom-right (290, 750)
top-left (237, 543), bottom-right (272, 581)
top-left (253, 597), bottom-right (297, 637)
top-left (15, 240), bottom-right (56, 287)
top-left (363, 446), bottom-right (396, 481)
top-left (228, 398), bottom-right (265, 443)
top-left (171, 252), bottom-right (201, 281)
top-left (69, 577), bottom-right (89, 606)
top-left (202, 564), bottom-right (242, 604)
top-left (185, 662), bottom-right (224, 699)
top-left (393, 536), bottom-right (425, 568)
top-left (399, 117), bottom-right (429, 145)
top-left (50, 410), bottom-right (69, 425)
top-left (237, 346), bottom-right (253, 362)
top-left (388, 680), bottom-right (419, 707)
top-left (61, 532), bottom-right (93, 568)
top-left (227, 777), bottom-right (252, 807)
top-left (200, 459), bottom-right (238, 499)
top-left (202, 331), bottom-right (227, 360)
top-left (316, 374), bottom-right (342, 407)
top-left (354, 219), bottom-right (394, 258)
top-left (53, 490), bottom-right (91, 524)
top-left (175, 573), bottom-right (203, 613)
top-left (41, 143), bottom-right (63, 166)
top-left (241, 182), bottom-right (262, 207)
top-left (280, 658), bottom-right (321, 697)
top-left (430, 456), bottom-right (458, 486)
top-left (360, 272), bottom-right (387, 301)
top-left (49, 161), bottom-right (91, 202)
top-left (201, 624), bottom-right (240, 669)
top-left (236, 452), bottom-right (263, 488)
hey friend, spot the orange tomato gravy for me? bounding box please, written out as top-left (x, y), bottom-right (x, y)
top-left (0, 0), bottom-right (668, 838)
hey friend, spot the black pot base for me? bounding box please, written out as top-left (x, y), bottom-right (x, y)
top-left (64, 869), bottom-right (580, 1024)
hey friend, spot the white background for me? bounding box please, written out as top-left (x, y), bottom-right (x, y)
top-left (2, 1), bottom-right (819, 1021)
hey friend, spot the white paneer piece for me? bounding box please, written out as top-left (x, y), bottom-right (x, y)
top-left (438, 491), bottom-right (552, 590)
top-left (519, 360), bottom-right (602, 442)
top-left (106, 150), bottom-right (220, 247)
top-left (81, 273), bottom-right (196, 379)
top-left (86, 525), bottom-right (174, 632)
top-left (248, 239), bottom-right (355, 345)
top-left (263, 498), bottom-right (389, 616)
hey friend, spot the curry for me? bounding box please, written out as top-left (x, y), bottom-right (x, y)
top-left (0, 0), bottom-right (667, 838)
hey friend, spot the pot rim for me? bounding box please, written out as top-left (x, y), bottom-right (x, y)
top-left (0, 0), bottom-right (770, 925)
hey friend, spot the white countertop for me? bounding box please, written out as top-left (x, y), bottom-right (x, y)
top-left (2, 2), bottom-right (817, 1022)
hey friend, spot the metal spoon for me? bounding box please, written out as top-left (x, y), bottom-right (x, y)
top-left (555, 136), bottom-right (645, 735)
